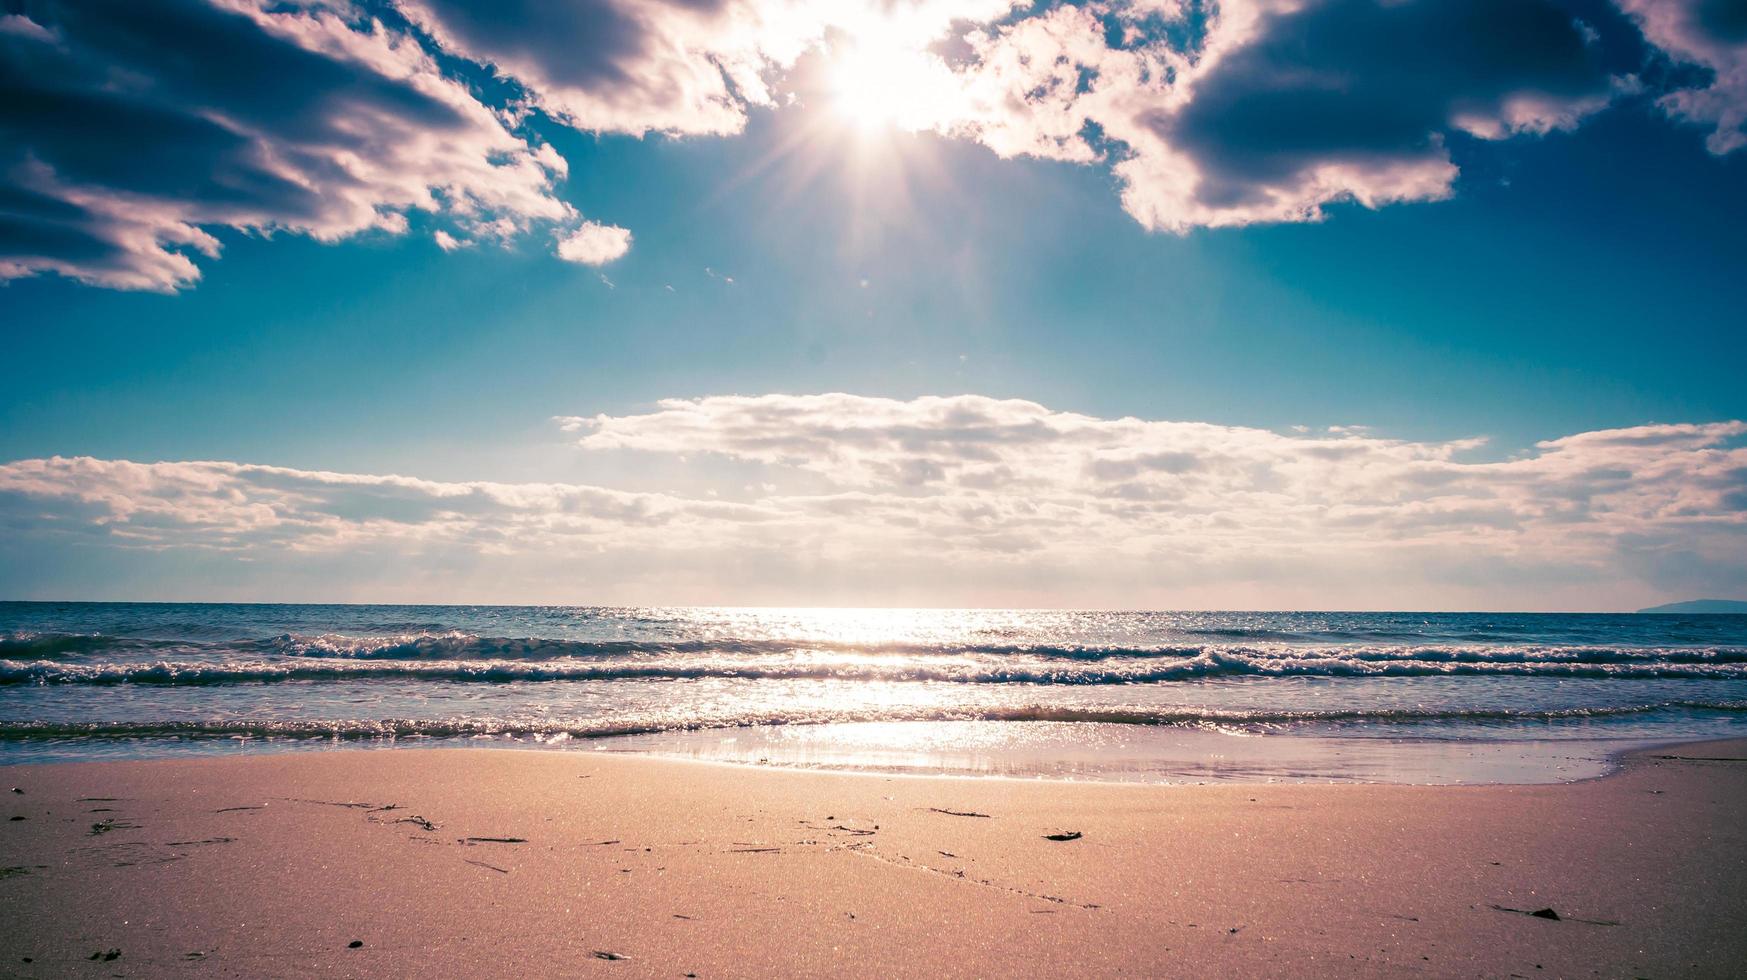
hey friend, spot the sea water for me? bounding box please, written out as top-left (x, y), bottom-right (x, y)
top-left (3, 603), bottom-right (1744, 782)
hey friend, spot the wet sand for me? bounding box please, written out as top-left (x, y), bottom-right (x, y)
top-left (1, 739), bottom-right (1744, 977)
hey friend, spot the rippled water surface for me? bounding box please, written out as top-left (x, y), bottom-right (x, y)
top-left (3, 603), bottom-right (1744, 779)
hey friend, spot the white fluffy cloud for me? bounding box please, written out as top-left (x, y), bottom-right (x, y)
top-left (5, 395), bottom-right (1744, 607)
top-left (556, 221), bottom-right (634, 266)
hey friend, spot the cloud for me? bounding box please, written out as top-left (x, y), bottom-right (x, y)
top-left (941, 0), bottom-right (1623, 230)
top-left (0, 0), bottom-right (574, 290)
top-left (563, 395), bottom-right (1747, 607)
top-left (7, 395), bottom-right (1744, 607)
top-left (5, 0), bottom-right (1744, 291)
top-left (397, 0), bottom-right (1020, 136)
top-left (396, 0), bottom-right (758, 137)
top-left (1129, 0), bottom-right (1617, 227)
top-left (0, 455), bottom-right (770, 553)
top-left (556, 221), bottom-right (634, 265)
top-left (1619, 0), bottom-right (1747, 153)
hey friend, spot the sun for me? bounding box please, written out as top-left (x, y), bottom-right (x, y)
top-left (715, 27), bottom-right (969, 257)
top-left (824, 38), bottom-right (958, 135)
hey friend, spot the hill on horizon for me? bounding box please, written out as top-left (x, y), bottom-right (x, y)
top-left (1637, 599), bottom-right (1747, 614)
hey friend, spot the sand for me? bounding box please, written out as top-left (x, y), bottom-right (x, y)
top-left (1, 740), bottom-right (1744, 978)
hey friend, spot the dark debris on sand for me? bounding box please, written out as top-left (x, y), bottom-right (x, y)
top-left (1489, 904), bottom-right (1619, 926)
top-left (1043, 831), bottom-right (1083, 842)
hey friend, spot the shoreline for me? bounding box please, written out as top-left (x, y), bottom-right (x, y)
top-left (2, 722), bottom-right (1725, 786)
top-left (3, 738), bottom-right (1744, 976)
top-left (585, 723), bottom-right (1685, 787)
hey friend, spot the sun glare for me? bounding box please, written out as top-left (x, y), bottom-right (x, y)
top-left (718, 28), bottom-right (968, 256)
top-left (825, 39), bottom-right (957, 135)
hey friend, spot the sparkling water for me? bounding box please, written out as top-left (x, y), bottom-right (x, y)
top-left (4, 603), bottom-right (1744, 780)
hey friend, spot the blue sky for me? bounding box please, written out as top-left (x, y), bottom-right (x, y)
top-left (2, 0), bottom-right (1746, 607)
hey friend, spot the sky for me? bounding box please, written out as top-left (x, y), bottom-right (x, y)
top-left (1, 0), bottom-right (1745, 609)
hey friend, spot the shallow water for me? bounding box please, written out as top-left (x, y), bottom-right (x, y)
top-left (3, 603), bottom-right (1744, 780)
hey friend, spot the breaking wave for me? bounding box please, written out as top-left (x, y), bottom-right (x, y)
top-left (2, 700), bottom-right (1744, 743)
top-left (6, 643), bottom-right (1747, 685)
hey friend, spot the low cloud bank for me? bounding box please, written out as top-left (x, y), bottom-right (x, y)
top-left (5, 394), bottom-right (1743, 607)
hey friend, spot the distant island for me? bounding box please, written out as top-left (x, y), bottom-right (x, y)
top-left (1637, 599), bottom-right (1747, 614)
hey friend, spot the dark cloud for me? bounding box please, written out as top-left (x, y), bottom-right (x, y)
top-left (1620, 0), bottom-right (1747, 153)
top-left (3, 0), bottom-right (1742, 290)
top-left (405, 0), bottom-right (689, 93)
top-left (399, 0), bottom-right (758, 135)
top-left (0, 0), bottom-right (568, 290)
top-left (1698, 0), bottom-right (1747, 43)
top-left (1164, 0), bottom-right (1614, 209)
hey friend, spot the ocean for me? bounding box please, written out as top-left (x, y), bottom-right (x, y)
top-left (3, 603), bottom-right (1745, 782)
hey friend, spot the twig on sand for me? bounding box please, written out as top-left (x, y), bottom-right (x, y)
top-left (460, 836), bottom-right (527, 844)
top-left (928, 807), bottom-right (992, 818)
top-left (1655, 755), bottom-right (1747, 762)
top-left (282, 798), bottom-right (377, 809)
top-left (464, 858), bottom-right (509, 874)
top-left (1491, 904), bottom-right (1561, 920)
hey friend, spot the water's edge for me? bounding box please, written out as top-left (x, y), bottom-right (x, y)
top-left (0, 721), bottom-right (1674, 786)
top-left (2, 726), bottom-right (1731, 789)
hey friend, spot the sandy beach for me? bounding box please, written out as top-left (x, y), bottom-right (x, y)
top-left (1, 740), bottom-right (1744, 978)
